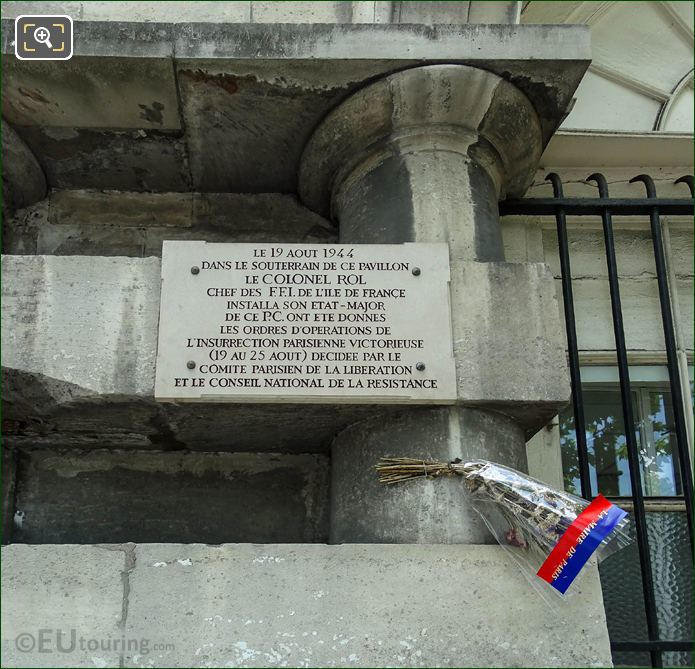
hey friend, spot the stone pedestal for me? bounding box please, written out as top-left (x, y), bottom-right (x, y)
top-left (299, 64), bottom-right (570, 544)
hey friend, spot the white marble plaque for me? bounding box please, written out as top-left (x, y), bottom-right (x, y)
top-left (155, 241), bottom-right (456, 403)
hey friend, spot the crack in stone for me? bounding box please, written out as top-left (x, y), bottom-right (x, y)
top-left (93, 542), bottom-right (137, 667)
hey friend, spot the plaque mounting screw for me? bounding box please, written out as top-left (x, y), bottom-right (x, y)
top-left (190, 266), bottom-right (200, 275)
top-left (416, 362), bottom-right (426, 371)
top-left (412, 267), bottom-right (421, 276)
top-left (187, 360), bottom-right (196, 370)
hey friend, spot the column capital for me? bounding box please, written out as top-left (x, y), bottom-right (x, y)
top-left (299, 64), bottom-right (542, 220)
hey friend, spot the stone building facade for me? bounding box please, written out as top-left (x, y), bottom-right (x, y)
top-left (1, 2), bottom-right (692, 668)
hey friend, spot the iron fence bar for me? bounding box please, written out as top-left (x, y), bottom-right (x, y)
top-left (611, 641), bottom-right (694, 653)
top-left (631, 175), bottom-right (694, 548)
top-left (501, 175), bottom-right (695, 669)
top-left (499, 198), bottom-right (694, 216)
top-left (587, 173), bottom-right (661, 668)
top-left (545, 173), bottom-right (592, 500)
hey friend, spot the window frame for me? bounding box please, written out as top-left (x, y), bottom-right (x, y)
top-left (559, 365), bottom-right (693, 503)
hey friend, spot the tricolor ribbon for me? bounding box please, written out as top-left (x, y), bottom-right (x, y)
top-left (537, 494), bottom-right (627, 594)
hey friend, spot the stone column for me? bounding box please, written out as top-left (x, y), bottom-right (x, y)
top-left (299, 65), bottom-right (569, 544)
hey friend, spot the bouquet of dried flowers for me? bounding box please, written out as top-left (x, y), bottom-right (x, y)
top-left (376, 457), bottom-right (631, 596)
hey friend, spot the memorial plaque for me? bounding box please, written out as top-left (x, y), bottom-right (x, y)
top-left (154, 241), bottom-right (456, 403)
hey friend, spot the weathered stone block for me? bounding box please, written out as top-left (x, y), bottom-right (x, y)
top-left (1, 255), bottom-right (160, 397)
top-left (12, 450), bottom-right (329, 544)
top-left (1, 544), bottom-right (125, 668)
top-left (1, 120), bottom-right (46, 216)
top-left (11, 127), bottom-right (191, 192)
top-left (1, 448), bottom-right (17, 544)
top-left (3, 192), bottom-right (336, 257)
top-left (3, 57), bottom-right (180, 130)
top-left (453, 261), bottom-right (571, 428)
top-left (48, 190), bottom-right (194, 228)
top-left (1, 543), bottom-right (613, 667)
top-left (0, 542), bottom-right (615, 667)
top-left (37, 223), bottom-right (148, 257)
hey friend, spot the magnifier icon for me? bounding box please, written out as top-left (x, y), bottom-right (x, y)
top-left (33, 26), bottom-right (53, 49)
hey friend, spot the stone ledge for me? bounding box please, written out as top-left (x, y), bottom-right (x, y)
top-left (3, 191), bottom-right (335, 257)
top-left (9, 450), bottom-right (330, 544)
top-left (2, 254), bottom-right (568, 449)
top-left (1, 21), bottom-right (589, 193)
top-left (0, 542), bottom-right (612, 668)
top-left (1, 21), bottom-right (590, 71)
top-left (1, 254), bottom-right (569, 448)
top-left (0, 2), bottom-right (520, 26)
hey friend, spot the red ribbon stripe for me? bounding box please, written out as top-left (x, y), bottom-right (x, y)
top-left (537, 493), bottom-right (614, 583)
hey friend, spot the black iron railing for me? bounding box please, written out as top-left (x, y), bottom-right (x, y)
top-left (501, 174), bottom-right (694, 669)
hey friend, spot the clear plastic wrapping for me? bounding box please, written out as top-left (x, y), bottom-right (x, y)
top-left (376, 457), bottom-right (632, 601)
top-left (459, 460), bottom-right (631, 599)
